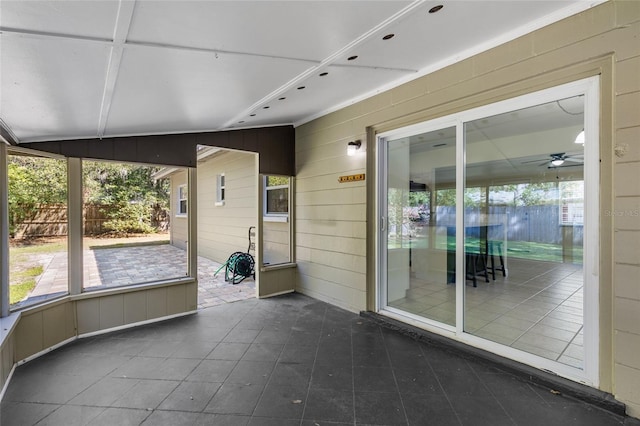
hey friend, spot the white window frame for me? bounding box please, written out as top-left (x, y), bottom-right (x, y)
top-left (177, 184), bottom-right (187, 216)
top-left (263, 175), bottom-right (289, 222)
top-left (376, 76), bottom-right (600, 386)
top-left (559, 181), bottom-right (585, 226)
top-left (215, 173), bottom-right (225, 206)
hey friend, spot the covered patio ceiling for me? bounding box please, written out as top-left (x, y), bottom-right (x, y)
top-left (0, 0), bottom-right (603, 145)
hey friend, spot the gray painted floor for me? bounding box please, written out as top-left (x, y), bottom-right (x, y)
top-left (2, 293), bottom-right (638, 426)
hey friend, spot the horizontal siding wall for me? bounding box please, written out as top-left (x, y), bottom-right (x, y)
top-left (612, 0), bottom-right (640, 417)
top-left (197, 151), bottom-right (257, 264)
top-left (295, 135), bottom-right (367, 312)
top-left (0, 333), bottom-right (14, 395)
top-left (295, 0), bottom-right (640, 416)
top-left (170, 172), bottom-right (188, 250)
top-left (263, 221), bottom-right (290, 265)
top-left (75, 283), bottom-right (197, 335)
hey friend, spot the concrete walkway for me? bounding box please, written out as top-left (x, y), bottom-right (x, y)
top-left (17, 242), bottom-right (255, 310)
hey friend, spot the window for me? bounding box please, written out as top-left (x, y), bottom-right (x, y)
top-left (262, 175), bottom-right (292, 266)
top-left (264, 175), bottom-right (289, 217)
top-left (216, 173), bottom-right (225, 206)
top-left (178, 185), bottom-right (187, 215)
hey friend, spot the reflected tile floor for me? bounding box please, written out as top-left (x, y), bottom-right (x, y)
top-left (2, 293), bottom-right (637, 426)
top-left (391, 258), bottom-right (585, 368)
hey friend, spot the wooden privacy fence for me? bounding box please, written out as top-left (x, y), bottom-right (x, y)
top-left (11, 203), bottom-right (169, 238)
top-left (436, 205), bottom-right (584, 245)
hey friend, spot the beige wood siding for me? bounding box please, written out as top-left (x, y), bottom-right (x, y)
top-left (263, 221), bottom-right (290, 265)
top-left (170, 171), bottom-right (188, 250)
top-left (0, 333), bottom-right (14, 394)
top-left (197, 151), bottom-right (257, 264)
top-left (295, 139), bottom-right (367, 312)
top-left (4, 281), bottom-right (197, 364)
top-left (295, 0), bottom-right (640, 416)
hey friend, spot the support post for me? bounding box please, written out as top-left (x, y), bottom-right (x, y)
top-left (68, 158), bottom-right (83, 295)
top-left (0, 144), bottom-right (9, 316)
top-left (187, 167), bottom-right (198, 280)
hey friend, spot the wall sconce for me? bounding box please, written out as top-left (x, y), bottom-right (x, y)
top-left (574, 129), bottom-right (585, 145)
top-left (347, 140), bottom-right (361, 156)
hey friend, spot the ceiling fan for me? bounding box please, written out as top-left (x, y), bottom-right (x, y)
top-left (521, 152), bottom-right (584, 168)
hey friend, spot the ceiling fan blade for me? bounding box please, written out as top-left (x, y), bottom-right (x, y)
top-left (563, 157), bottom-right (584, 163)
top-left (547, 163), bottom-right (583, 169)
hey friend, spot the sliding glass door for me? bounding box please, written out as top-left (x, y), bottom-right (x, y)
top-left (383, 126), bottom-right (457, 327)
top-left (377, 77), bottom-right (599, 384)
top-left (463, 96), bottom-right (586, 368)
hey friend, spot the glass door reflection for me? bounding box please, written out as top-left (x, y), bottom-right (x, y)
top-left (463, 96), bottom-right (585, 368)
top-left (385, 127), bottom-right (457, 326)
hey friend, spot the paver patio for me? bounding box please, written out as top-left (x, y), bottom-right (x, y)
top-left (16, 241), bottom-right (255, 310)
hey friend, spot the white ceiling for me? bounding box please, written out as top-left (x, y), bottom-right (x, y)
top-left (0, 0), bottom-right (601, 144)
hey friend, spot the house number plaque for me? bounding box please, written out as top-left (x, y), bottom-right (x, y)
top-left (338, 174), bottom-right (365, 183)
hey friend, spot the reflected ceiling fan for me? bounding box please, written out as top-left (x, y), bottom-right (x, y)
top-left (521, 152), bottom-right (584, 168)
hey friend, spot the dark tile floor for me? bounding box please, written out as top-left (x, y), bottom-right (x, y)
top-left (2, 293), bottom-right (638, 426)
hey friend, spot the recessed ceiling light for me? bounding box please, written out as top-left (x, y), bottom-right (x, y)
top-left (263, 106), bottom-right (270, 109)
top-left (429, 5), bottom-right (444, 13)
top-left (347, 55), bottom-right (358, 61)
top-left (319, 72), bottom-right (328, 77)
top-left (297, 86), bottom-right (305, 90)
top-left (279, 97), bottom-right (286, 100)
top-left (382, 34), bottom-right (394, 40)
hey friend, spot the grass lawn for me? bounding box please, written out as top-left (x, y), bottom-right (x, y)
top-left (8, 234), bottom-right (169, 306)
top-left (9, 265), bottom-right (44, 304)
top-left (389, 237), bottom-right (583, 264)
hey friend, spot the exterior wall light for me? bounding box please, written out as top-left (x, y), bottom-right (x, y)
top-left (347, 140), bottom-right (361, 156)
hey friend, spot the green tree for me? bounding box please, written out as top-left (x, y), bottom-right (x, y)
top-left (7, 154), bottom-right (169, 237)
top-left (7, 156), bottom-right (67, 236)
top-left (82, 161), bottom-right (169, 235)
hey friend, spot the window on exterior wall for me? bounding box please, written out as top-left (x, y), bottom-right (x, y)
top-left (216, 174), bottom-right (225, 206)
top-left (178, 185), bottom-right (187, 215)
top-left (264, 175), bottom-right (289, 218)
top-left (7, 149), bottom-right (69, 310)
top-left (262, 175), bottom-right (292, 266)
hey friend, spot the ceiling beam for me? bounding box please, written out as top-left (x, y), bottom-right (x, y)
top-left (0, 119), bottom-right (19, 146)
top-left (18, 125), bottom-right (295, 175)
top-left (221, 0), bottom-right (426, 129)
top-left (96, 0), bottom-right (137, 139)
